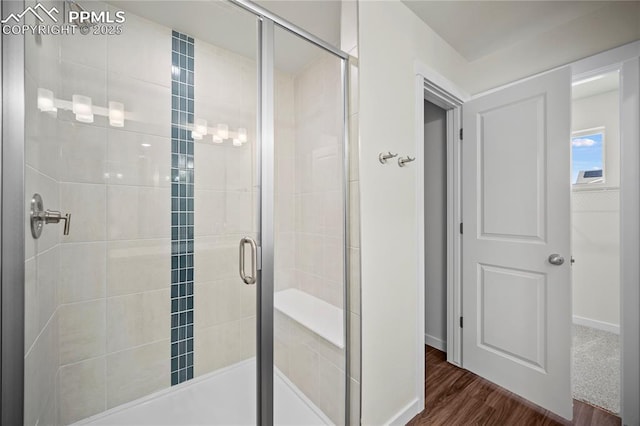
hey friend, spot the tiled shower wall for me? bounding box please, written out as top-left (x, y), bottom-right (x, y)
top-left (24, 1), bottom-right (62, 424)
top-left (192, 33), bottom-right (260, 377)
top-left (55, 7), bottom-right (172, 424)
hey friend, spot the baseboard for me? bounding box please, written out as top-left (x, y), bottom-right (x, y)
top-left (424, 333), bottom-right (447, 351)
top-left (386, 397), bottom-right (422, 426)
top-left (573, 315), bottom-right (620, 334)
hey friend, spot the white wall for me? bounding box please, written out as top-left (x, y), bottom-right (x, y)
top-left (423, 101), bottom-right (447, 349)
top-left (358, 1), bottom-right (468, 423)
top-left (571, 89), bottom-right (620, 329)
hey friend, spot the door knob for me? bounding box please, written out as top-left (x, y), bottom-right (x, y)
top-left (548, 254), bottom-right (564, 265)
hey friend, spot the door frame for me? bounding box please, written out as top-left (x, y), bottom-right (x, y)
top-left (570, 42), bottom-right (640, 426)
top-left (414, 40), bottom-right (640, 425)
top-left (414, 61), bottom-right (468, 410)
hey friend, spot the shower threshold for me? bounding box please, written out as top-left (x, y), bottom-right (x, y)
top-left (74, 358), bottom-right (331, 425)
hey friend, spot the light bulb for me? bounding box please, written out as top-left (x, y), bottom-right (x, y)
top-left (108, 101), bottom-right (124, 127)
top-left (194, 118), bottom-right (208, 136)
top-left (72, 94), bottom-right (93, 123)
top-left (232, 138), bottom-right (242, 147)
top-left (37, 88), bottom-right (57, 112)
top-left (237, 127), bottom-right (247, 143)
top-left (216, 123), bottom-right (229, 139)
top-left (212, 135), bottom-right (223, 144)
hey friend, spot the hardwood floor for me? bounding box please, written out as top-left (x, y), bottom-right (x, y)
top-left (407, 346), bottom-right (621, 426)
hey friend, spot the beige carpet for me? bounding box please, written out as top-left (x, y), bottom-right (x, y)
top-left (572, 324), bottom-right (620, 414)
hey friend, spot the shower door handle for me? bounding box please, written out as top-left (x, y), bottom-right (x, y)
top-left (239, 237), bottom-right (257, 285)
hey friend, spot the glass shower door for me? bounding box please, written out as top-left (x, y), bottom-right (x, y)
top-left (22, 1), bottom-right (260, 424)
top-left (272, 23), bottom-right (348, 426)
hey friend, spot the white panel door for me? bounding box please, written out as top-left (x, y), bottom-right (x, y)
top-left (462, 67), bottom-right (572, 419)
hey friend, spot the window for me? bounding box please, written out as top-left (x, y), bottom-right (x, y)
top-left (572, 128), bottom-right (605, 185)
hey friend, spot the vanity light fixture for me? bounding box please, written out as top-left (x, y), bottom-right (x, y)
top-left (38, 88), bottom-right (128, 127)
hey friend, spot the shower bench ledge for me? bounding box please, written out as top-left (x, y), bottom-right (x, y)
top-left (274, 288), bottom-right (344, 349)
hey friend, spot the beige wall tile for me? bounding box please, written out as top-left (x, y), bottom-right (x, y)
top-left (106, 73), bottom-right (170, 137)
top-left (57, 60), bottom-right (107, 127)
top-left (106, 339), bottom-right (170, 409)
top-left (107, 185), bottom-right (170, 240)
top-left (59, 121), bottom-right (107, 184)
top-left (24, 313), bottom-right (59, 426)
top-left (59, 300), bottom-right (106, 365)
top-left (58, 357), bottom-right (106, 425)
top-left (24, 246), bottom-right (59, 353)
top-left (59, 242), bottom-right (106, 304)
top-left (275, 192), bottom-right (295, 234)
top-left (107, 11), bottom-right (171, 88)
top-left (25, 74), bottom-right (60, 182)
top-left (60, 18), bottom-right (107, 69)
top-left (107, 239), bottom-right (169, 296)
top-left (26, 167), bottom-right (60, 257)
top-left (193, 142), bottom-right (227, 191)
top-left (107, 129), bottom-right (171, 188)
top-left (194, 320), bottom-right (246, 377)
top-left (194, 235), bottom-right (239, 282)
top-left (289, 340), bottom-right (319, 403)
top-left (60, 183), bottom-right (106, 243)
top-left (296, 233), bottom-right (324, 277)
top-left (324, 236), bottom-right (344, 284)
top-left (194, 189), bottom-right (225, 237)
top-left (194, 279), bottom-right (241, 329)
top-left (107, 289), bottom-right (170, 352)
top-left (240, 316), bottom-right (257, 359)
top-left (317, 354), bottom-right (345, 425)
top-left (24, 258), bottom-right (38, 353)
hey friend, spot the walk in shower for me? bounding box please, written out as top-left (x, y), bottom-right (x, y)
top-left (2, 0), bottom-right (355, 424)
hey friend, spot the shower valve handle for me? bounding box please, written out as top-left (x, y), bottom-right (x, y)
top-left (42, 211), bottom-right (72, 236)
top-left (30, 193), bottom-right (72, 239)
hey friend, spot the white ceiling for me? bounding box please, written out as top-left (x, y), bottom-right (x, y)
top-left (106, 0), bottom-right (341, 75)
top-left (402, 1), bottom-right (636, 62)
top-left (572, 71), bottom-right (619, 100)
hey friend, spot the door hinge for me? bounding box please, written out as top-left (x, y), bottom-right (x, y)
top-left (459, 223), bottom-right (463, 234)
top-left (459, 128), bottom-right (463, 140)
top-left (460, 316), bottom-right (463, 328)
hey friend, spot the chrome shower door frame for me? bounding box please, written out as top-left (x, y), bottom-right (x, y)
top-left (1, 0), bottom-right (26, 424)
top-left (249, 8), bottom-right (351, 424)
